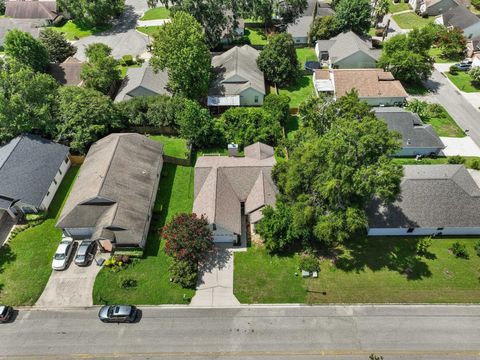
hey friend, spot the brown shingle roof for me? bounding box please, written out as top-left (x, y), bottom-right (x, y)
top-left (47, 57), bottom-right (84, 86)
top-left (5, 1), bottom-right (57, 20)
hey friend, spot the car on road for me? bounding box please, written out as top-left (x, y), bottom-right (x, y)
top-left (98, 305), bottom-right (138, 323)
top-left (52, 237), bottom-right (74, 271)
top-left (74, 240), bottom-right (96, 266)
top-left (0, 305), bottom-right (13, 323)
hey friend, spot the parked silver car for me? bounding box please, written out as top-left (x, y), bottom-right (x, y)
top-left (74, 240), bottom-right (96, 266)
top-left (51, 237), bottom-right (74, 271)
top-left (98, 305), bottom-right (138, 323)
top-left (0, 305), bottom-right (13, 323)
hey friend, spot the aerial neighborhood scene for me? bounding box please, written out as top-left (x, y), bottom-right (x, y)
top-left (1, 0), bottom-right (480, 358)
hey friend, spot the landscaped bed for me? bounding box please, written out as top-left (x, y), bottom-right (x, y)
top-left (140, 7), bottom-right (170, 20)
top-left (392, 156), bottom-right (480, 168)
top-left (0, 167), bottom-right (79, 305)
top-left (279, 75), bottom-right (315, 108)
top-left (446, 72), bottom-right (480, 93)
top-left (392, 12), bottom-right (434, 29)
top-left (234, 237), bottom-right (480, 304)
top-left (93, 163), bottom-right (195, 304)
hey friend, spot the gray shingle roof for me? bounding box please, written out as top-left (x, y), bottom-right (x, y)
top-left (209, 45), bottom-right (266, 97)
top-left (0, 134), bottom-right (69, 209)
top-left (442, 5), bottom-right (480, 30)
top-left (367, 165), bottom-right (480, 228)
top-left (56, 133), bottom-right (163, 247)
top-left (0, 18), bottom-right (42, 44)
top-left (5, 1), bottom-right (57, 20)
top-left (287, 1), bottom-right (334, 38)
top-left (115, 65), bottom-right (170, 102)
top-left (374, 107), bottom-right (445, 149)
top-left (316, 31), bottom-right (381, 64)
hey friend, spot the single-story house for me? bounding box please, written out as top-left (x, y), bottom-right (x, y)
top-left (374, 107), bottom-right (445, 157)
top-left (313, 69), bottom-right (408, 106)
top-left (208, 45), bottom-right (266, 107)
top-left (466, 37), bottom-right (480, 57)
top-left (47, 57), bottom-right (84, 87)
top-left (472, 52), bottom-right (480, 68)
top-left (409, 0), bottom-right (459, 16)
top-left (0, 18), bottom-right (42, 47)
top-left (367, 165), bottom-right (480, 236)
top-left (315, 31), bottom-right (381, 69)
top-left (435, 5), bottom-right (480, 39)
top-left (193, 142), bottom-right (277, 244)
top-left (5, 0), bottom-right (58, 22)
top-left (56, 133), bottom-right (163, 251)
top-left (220, 11), bottom-right (245, 44)
top-left (115, 65), bottom-right (170, 102)
top-left (0, 134), bottom-right (70, 218)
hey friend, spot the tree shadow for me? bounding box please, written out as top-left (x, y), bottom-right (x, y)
top-left (335, 237), bottom-right (432, 280)
top-left (0, 244), bottom-right (16, 275)
top-left (283, 75), bottom-right (311, 93)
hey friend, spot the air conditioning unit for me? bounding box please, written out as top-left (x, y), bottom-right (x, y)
top-left (228, 143), bottom-right (239, 157)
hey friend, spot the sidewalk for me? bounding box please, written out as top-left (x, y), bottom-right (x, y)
top-left (137, 19), bottom-right (170, 27)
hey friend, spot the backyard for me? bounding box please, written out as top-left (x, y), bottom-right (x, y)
top-left (0, 167), bottom-right (79, 305)
top-left (392, 12), bottom-right (434, 29)
top-left (150, 135), bottom-right (189, 159)
top-left (234, 237), bottom-right (480, 303)
top-left (446, 72), bottom-right (480, 93)
top-left (244, 27), bottom-right (268, 46)
top-left (296, 47), bottom-right (317, 67)
top-left (93, 163), bottom-right (196, 304)
top-left (50, 20), bottom-right (110, 40)
top-left (140, 7), bottom-right (170, 20)
top-left (279, 75), bottom-right (315, 108)
top-left (389, 0), bottom-right (410, 13)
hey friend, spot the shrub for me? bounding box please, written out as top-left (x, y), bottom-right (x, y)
top-left (451, 241), bottom-right (469, 259)
top-left (169, 260), bottom-right (198, 288)
top-left (114, 255), bottom-right (131, 264)
top-left (474, 240), bottom-right (480, 257)
top-left (53, 15), bottom-right (67, 27)
top-left (299, 254), bottom-right (320, 272)
top-left (25, 212), bottom-right (47, 223)
top-left (122, 54), bottom-right (134, 66)
top-left (470, 159), bottom-right (480, 170)
top-left (472, 0), bottom-right (480, 10)
top-left (448, 155), bottom-right (466, 164)
top-left (121, 278), bottom-right (138, 289)
top-left (449, 65), bottom-right (458, 75)
top-left (416, 236), bottom-right (432, 256)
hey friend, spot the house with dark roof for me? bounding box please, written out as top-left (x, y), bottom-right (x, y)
top-left (193, 143), bottom-right (277, 244)
top-left (114, 65), bottom-right (170, 102)
top-left (367, 165), bottom-right (480, 236)
top-left (315, 31), bottom-right (381, 69)
top-left (0, 18), bottom-right (42, 46)
top-left (435, 5), bottom-right (480, 39)
top-left (47, 57), bottom-right (84, 87)
top-left (374, 108), bottom-right (445, 157)
top-left (409, 0), bottom-right (459, 16)
top-left (5, 0), bottom-right (58, 21)
top-left (56, 133), bottom-right (163, 251)
top-left (0, 135), bottom-right (70, 219)
top-left (208, 45), bottom-right (266, 107)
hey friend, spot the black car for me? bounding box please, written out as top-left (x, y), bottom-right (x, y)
top-left (98, 305), bottom-right (137, 323)
top-left (0, 306), bottom-right (13, 323)
top-left (74, 240), bottom-right (96, 266)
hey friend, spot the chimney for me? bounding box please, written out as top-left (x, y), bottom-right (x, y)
top-left (228, 143), bottom-right (239, 157)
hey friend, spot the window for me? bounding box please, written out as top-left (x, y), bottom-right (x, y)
top-left (437, 227), bottom-right (444, 231)
top-left (53, 179), bottom-right (57, 185)
top-left (46, 191), bottom-right (50, 197)
top-left (407, 228), bottom-right (414, 233)
top-left (254, 96), bottom-right (259, 104)
top-left (64, 156), bottom-right (69, 164)
top-left (58, 169), bottom-right (62, 175)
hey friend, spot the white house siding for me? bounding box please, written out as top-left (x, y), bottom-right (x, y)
top-left (394, 147), bottom-right (442, 157)
top-left (40, 156), bottom-right (71, 211)
top-left (361, 97), bottom-right (406, 106)
top-left (464, 23), bottom-right (480, 40)
top-left (473, 56), bottom-right (480, 68)
top-left (293, 36), bottom-right (309, 45)
top-left (211, 224), bottom-right (237, 243)
top-left (333, 51), bottom-right (377, 69)
top-left (368, 227), bottom-right (480, 236)
top-left (240, 88), bottom-right (264, 106)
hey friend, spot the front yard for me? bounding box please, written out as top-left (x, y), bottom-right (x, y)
top-left (392, 12), bottom-right (434, 29)
top-left (428, 47), bottom-right (463, 64)
top-left (92, 163), bottom-right (195, 304)
top-left (389, 0), bottom-right (410, 13)
top-left (446, 72), bottom-right (480, 93)
top-left (50, 20), bottom-right (110, 40)
top-left (136, 26), bottom-right (162, 37)
top-left (279, 75), bottom-right (315, 108)
top-left (422, 104), bottom-right (465, 137)
top-left (140, 7), bottom-right (170, 20)
top-left (0, 167), bottom-right (79, 305)
top-left (234, 237), bottom-right (480, 303)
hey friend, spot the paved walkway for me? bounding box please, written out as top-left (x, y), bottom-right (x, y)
top-left (440, 136), bottom-right (480, 157)
top-left (137, 19), bottom-right (170, 27)
top-left (190, 244), bottom-right (241, 307)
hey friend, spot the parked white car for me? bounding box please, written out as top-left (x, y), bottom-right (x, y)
top-left (52, 237), bottom-right (74, 271)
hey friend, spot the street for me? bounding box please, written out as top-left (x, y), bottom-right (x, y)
top-left (0, 305), bottom-right (479, 359)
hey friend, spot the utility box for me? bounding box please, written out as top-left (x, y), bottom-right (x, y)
top-left (228, 143), bottom-right (239, 157)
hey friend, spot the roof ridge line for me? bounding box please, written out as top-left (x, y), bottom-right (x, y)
top-left (97, 135), bottom-right (122, 199)
top-left (0, 136), bottom-right (23, 172)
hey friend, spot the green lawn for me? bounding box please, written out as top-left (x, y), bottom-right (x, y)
top-left (428, 47), bottom-right (462, 64)
top-left (393, 156), bottom-right (480, 168)
top-left (140, 7), bottom-right (170, 20)
top-left (50, 20), bottom-right (110, 40)
top-left (0, 167), bottom-right (79, 305)
top-left (93, 163), bottom-right (195, 304)
top-left (446, 72), bottom-right (480, 93)
top-left (117, 63), bottom-right (142, 79)
top-left (150, 135), bottom-right (189, 159)
top-left (296, 47), bottom-right (317, 66)
top-left (403, 82), bottom-right (430, 95)
top-left (244, 27), bottom-right (268, 46)
top-left (389, 0), bottom-right (410, 13)
top-left (392, 12), bottom-right (434, 29)
top-left (279, 75), bottom-right (315, 108)
top-left (136, 26), bottom-right (162, 37)
top-left (285, 115), bottom-right (300, 140)
top-left (423, 105), bottom-right (465, 137)
top-left (234, 237), bottom-right (480, 304)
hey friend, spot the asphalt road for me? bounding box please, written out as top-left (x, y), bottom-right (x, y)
top-left (1, 305), bottom-right (479, 359)
top-left (419, 70), bottom-right (480, 147)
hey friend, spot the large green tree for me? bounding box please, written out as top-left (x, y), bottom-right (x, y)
top-left (39, 28), bottom-right (77, 63)
top-left (257, 32), bottom-right (299, 87)
top-left (0, 60), bottom-right (58, 142)
top-left (333, 0), bottom-right (372, 35)
top-left (238, 0), bottom-right (307, 26)
top-left (81, 43), bottom-right (120, 94)
top-left (4, 30), bottom-right (49, 72)
top-left (55, 86), bottom-right (120, 153)
top-left (436, 27), bottom-right (467, 60)
top-left (150, 11), bottom-right (211, 100)
top-left (57, 0), bottom-right (125, 26)
top-left (310, 15), bottom-right (337, 41)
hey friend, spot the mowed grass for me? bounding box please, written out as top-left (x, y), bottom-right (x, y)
top-left (50, 20), bottom-right (110, 40)
top-left (392, 156), bottom-right (480, 168)
top-left (423, 105), bottom-right (465, 137)
top-left (244, 27), bottom-right (268, 45)
top-left (389, 0), bottom-right (410, 13)
top-left (234, 237), bottom-right (480, 304)
top-left (140, 7), bottom-right (170, 20)
top-left (428, 47), bottom-right (462, 64)
top-left (296, 47), bottom-right (317, 66)
top-left (93, 163), bottom-right (195, 304)
top-left (279, 75), bottom-right (315, 108)
top-left (446, 72), bottom-right (480, 93)
top-left (136, 26), bottom-right (162, 37)
top-left (117, 63), bottom-right (141, 79)
top-left (392, 12), bottom-right (434, 29)
top-left (0, 167), bottom-right (79, 305)
top-left (150, 135), bottom-right (189, 159)
top-left (285, 115), bottom-right (300, 140)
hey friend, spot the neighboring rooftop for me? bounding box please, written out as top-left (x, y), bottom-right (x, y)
top-left (5, 0), bottom-right (57, 20)
top-left (47, 57), bottom-right (84, 86)
top-left (374, 108), bottom-right (444, 150)
top-left (440, 5), bottom-right (480, 31)
top-left (0, 18), bottom-right (42, 44)
top-left (0, 134), bottom-right (69, 209)
top-left (115, 65), bottom-right (170, 102)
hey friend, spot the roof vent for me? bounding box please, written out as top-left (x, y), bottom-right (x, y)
top-left (407, 138), bottom-right (411, 145)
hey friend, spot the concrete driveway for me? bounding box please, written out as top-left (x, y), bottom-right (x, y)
top-left (440, 136), bottom-right (480, 157)
top-left (36, 245), bottom-right (106, 308)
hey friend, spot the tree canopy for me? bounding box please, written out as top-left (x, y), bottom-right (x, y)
top-left (81, 43), bottom-right (120, 94)
top-left (333, 0), bottom-right (372, 35)
top-left (150, 11), bottom-right (212, 100)
top-left (4, 30), bottom-right (49, 72)
top-left (39, 28), bottom-right (77, 63)
top-left (57, 0), bottom-right (125, 26)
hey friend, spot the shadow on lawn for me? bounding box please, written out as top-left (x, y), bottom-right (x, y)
top-left (284, 76), bottom-right (311, 93)
top-left (335, 237), bottom-right (433, 280)
top-left (0, 244), bottom-right (16, 276)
